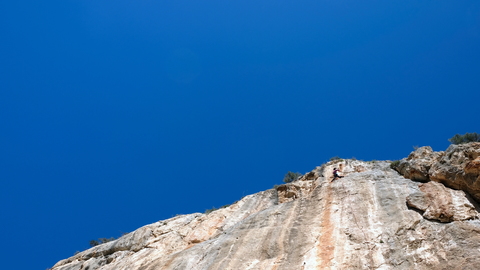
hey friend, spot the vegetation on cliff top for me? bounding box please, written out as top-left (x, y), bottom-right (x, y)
top-left (283, 171), bottom-right (302, 183)
top-left (449, 132), bottom-right (480, 145)
top-left (89, 237), bottom-right (117, 247)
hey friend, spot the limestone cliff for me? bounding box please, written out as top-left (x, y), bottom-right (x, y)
top-left (396, 142), bottom-right (480, 201)
top-left (51, 145), bottom-right (480, 270)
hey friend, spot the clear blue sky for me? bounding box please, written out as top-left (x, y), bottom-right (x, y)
top-left (1, 1), bottom-right (479, 269)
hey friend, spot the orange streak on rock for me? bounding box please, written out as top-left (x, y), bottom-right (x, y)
top-left (317, 183), bottom-right (335, 269)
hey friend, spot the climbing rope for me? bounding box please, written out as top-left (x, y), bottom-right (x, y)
top-left (339, 178), bottom-right (369, 244)
top-left (334, 168), bottom-right (376, 269)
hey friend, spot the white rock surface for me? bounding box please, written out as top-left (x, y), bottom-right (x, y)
top-left (51, 160), bottom-right (480, 270)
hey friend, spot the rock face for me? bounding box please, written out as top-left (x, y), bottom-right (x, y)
top-left (395, 146), bottom-right (444, 182)
top-left (406, 181), bottom-right (477, 222)
top-left (397, 143), bottom-right (480, 201)
top-left (51, 159), bottom-right (480, 270)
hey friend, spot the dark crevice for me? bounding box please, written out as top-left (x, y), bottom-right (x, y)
top-left (464, 192), bottom-right (480, 213)
top-left (407, 205), bottom-right (454, 224)
top-left (407, 205), bottom-right (425, 216)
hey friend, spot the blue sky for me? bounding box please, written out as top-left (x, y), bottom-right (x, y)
top-left (1, 1), bottom-right (479, 269)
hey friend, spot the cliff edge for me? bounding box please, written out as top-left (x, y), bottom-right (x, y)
top-left (51, 143), bottom-right (480, 270)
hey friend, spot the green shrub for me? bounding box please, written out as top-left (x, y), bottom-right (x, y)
top-left (89, 237), bottom-right (116, 247)
top-left (390, 160), bottom-right (400, 170)
top-left (204, 207), bottom-right (218, 214)
top-left (283, 171), bottom-right (302, 183)
top-left (204, 204), bottom-right (232, 215)
top-left (330, 156), bottom-right (342, 161)
top-left (448, 132), bottom-right (480, 144)
top-left (89, 240), bottom-right (100, 247)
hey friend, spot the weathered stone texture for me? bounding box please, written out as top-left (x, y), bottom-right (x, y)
top-left (430, 143), bottom-right (480, 200)
top-left (276, 179), bottom-right (317, 203)
top-left (396, 146), bottom-right (444, 182)
top-left (407, 181), bottom-right (478, 222)
top-left (397, 143), bottom-right (480, 202)
top-left (51, 159), bottom-right (480, 270)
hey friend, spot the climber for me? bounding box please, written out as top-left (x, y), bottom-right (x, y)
top-left (332, 168), bottom-right (343, 182)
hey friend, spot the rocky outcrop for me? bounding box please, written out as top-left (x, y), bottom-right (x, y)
top-left (430, 143), bottom-right (480, 200)
top-left (406, 181), bottom-right (478, 222)
top-left (275, 166), bottom-right (321, 204)
top-left (51, 159), bottom-right (480, 270)
top-left (397, 143), bottom-right (480, 202)
top-left (395, 146), bottom-right (444, 182)
top-left (275, 180), bottom-right (317, 204)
